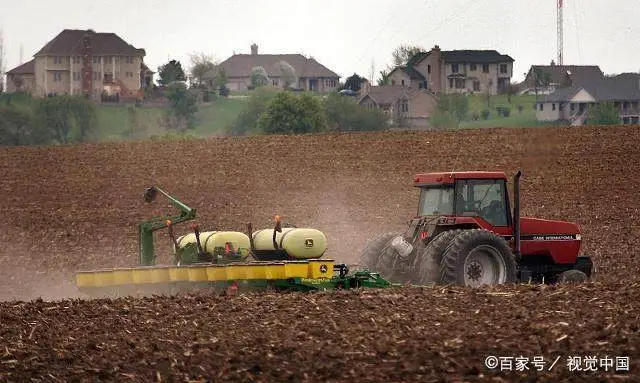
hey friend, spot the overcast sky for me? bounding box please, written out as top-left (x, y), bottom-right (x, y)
top-left (1, 0), bottom-right (638, 83)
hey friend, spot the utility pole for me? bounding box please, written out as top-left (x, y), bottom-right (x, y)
top-left (557, 0), bottom-right (564, 65)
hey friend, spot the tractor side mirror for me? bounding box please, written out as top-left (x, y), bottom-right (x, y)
top-left (143, 187), bottom-right (158, 203)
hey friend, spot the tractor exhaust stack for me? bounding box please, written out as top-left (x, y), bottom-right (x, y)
top-left (513, 170), bottom-right (522, 261)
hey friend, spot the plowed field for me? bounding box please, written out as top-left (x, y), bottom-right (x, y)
top-left (1, 125), bottom-right (639, 381)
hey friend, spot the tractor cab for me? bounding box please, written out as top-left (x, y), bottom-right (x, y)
top-left (414, 171), bottom-right (511, 227)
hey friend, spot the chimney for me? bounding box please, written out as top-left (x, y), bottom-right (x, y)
top-left (251, 43), bottom-right (258, 55)
top-left (550, 60), bottom-right (556, 66)
top-left (82, 31), bottom-right (93, 99)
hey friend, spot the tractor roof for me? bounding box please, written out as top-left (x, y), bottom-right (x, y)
top-left (413, 171), bottom-right (507, 186)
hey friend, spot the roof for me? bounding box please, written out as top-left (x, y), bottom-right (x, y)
top-left (388, 66), bottom-right (425, 81)
top-left (540, 73), bottom-right (640, 102)
top-left (6, 59), bottom-right (35, 75)
top-left (526, 65), bottom-right (604, 86)
top-left (358, 85), bottom-right (433, 105)
top-left (214, 53), bottom-right (340, 79)
top-left (413, 171), bottom-right (508, 185)
top-left (34, 29), bottom-right (145, 56)
top-left (411, 48), bottom-right (514, 66)
top-left (441, 50), bottom-right (514, 63)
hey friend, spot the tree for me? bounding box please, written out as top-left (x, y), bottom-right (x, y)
top-left (340, 73), bottom-right (366, 92)
top-left (533, 68), bottom-right (552, 95)
top-left (250, 66), bottom-right (269, 88)
top-left (32, 95), bottom-right (97, 144)
top-left (0, 27), bottom-right (5, 93)
top-left (227, 87), bottom-right (279, 136)
top-left (216, 69), bottom-right (229, 96)
top-left (278, 61), bottom-right (297, 89)
top-left (0, 105), bottom-right (36, 145)
top-left (587, 102), bottom-right (620, 125)
top-left (157, 59), bottom-right (187, 86)
top-left (435, 94), bottom-right (469, 127)
top-left (323, 92), bottom-right (387, 132)
top-left (164, 82), bottom-right (198, 132)
top-left (257, 91), bottom-right (327, 135)
top-left (189, 53), bottom-right (217, 87)
top-left (377, 70), bottom-right (390, 86)
top-left (391, 45), bottom-right (425, 67)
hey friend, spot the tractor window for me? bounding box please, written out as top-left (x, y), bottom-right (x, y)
top-left (417, 186), bottom-right (454, 216)
top-left (455, 179), bottom-right (509, 226)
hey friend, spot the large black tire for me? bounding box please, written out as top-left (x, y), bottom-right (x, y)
top-left (439, 229), bottom-right (517, 287)
top-left (414, 229), bottom-right (464, 285)
top-left (357, 232), bottom-right (402, 281)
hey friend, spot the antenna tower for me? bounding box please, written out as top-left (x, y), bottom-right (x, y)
top-left (557, 0), bottom-right (564, 65)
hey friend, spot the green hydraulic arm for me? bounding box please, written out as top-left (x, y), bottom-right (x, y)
top-left (139, 186), bottom-right (197, 265)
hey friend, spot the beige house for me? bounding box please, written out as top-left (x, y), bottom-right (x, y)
top-left (536, 73), bottom-right (640, 126)
top-left (4, 29), bottom-right (153, 100)
top-left (357, 82), bottom-right (438, 127)
top-left (387, 45), bottom-right (514, 95)
top-left (207, 44), bottom-right (340, 92)
top-left (5, 60), bottom-right (36, 93)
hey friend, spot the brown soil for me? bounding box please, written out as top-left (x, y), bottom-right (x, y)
top-left (0, 125), bottom-right (638, 381)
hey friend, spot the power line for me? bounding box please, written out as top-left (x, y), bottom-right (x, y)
top-left (354, 1), bottom-right (407, 68)
top-left (413, 0), bottom-right (478, 44)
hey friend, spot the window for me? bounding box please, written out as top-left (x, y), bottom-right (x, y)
top-left (470, 64), bottom-right (477, 71)
top-left (272, 79), bottom-right (279, 86)
top-left (401, 79), bottom-right (405, 86)
top-left (570, 103), bottom-right (575, 111)
top-left (473, 80), bottom-right (480, 92)
top-left (73, 56), bottom-right (81, 64)
top-left (451, 64), bottom-right (459, 73)
top-left (500, 64), bottom-right (508, 74)
top-left (482, 64), bottom-right (489, 73)
top-left (93, 56), bottom-right (101, 64)
top-left (417, 186), bottom-right (454, 216)
top-left (53, 72), bottom-right (62, 82)
top-left (455, 79), bottom-right (465, 89)
top-left (73, 72), bottom-right (82, 81)
top-left (401, 100), bottom-right (409, 113)
top-left (448, 78), bottom-right (454, 88)
top-left (427, 64), bottom-right (431, 74)
top-left (125, 56), bottom-right (134, 64)
top-left (105, 56), bottom-right (113, 64)
top-left (539, 103), bottom-right (544, 111)
top-left (552, 103), bottom-right (556, 111)
top-left (454, 179), bottom-right (509, 226)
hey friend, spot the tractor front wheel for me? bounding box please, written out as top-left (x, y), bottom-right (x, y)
top-left (439, 229), bottom-right (517, 287)
top-left (415, 229), bottom-right (464, 285)
top-left (357, 232), bottom-right (402, 281)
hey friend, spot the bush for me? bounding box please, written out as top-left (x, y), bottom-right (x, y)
top-left (503, 107), bottom-right (511, 117)
top-left (430, 110), bottom-right (458, 130)
top-left (226, 87), bottom-right (279, 136)
top-left (257, 91), bottom-right (327, 135)
top-left (481, 109), bottom-right (490, 120)
top-left (323, 93), bottom-right (387, 132)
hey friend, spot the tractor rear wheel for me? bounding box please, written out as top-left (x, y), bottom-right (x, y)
top-left (415, 229), bottom-right (464, 285)
top-left (357, 232), bottom-right (402, 281)
top-left (558, 269), bottom-right (588, 283)
top-left (439, 229), bottom-right (517, 287)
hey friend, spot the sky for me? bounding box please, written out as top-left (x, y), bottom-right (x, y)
top-left (1, 0), bottom-right (639, 84)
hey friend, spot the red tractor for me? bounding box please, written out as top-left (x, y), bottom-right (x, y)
top-left (358, 170), bottom-right (593, 287)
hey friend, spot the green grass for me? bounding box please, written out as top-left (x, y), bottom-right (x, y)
top-left (93, 97), bottom-right (250, 141)
top-left (460, 94), bottom-right (541, 128)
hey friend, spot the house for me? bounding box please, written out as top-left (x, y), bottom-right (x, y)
top-left (357, 82), bottom-right (438, 127)
top-left (522, 63), bottom-right (604, 95)
top-left (206, 44), bottom-right (340, 92)
top-left (387, 45), bottom-right (514, 95)
top-left (5, 60), bottom-right (36, 93)
top-left (535, 73), bottom-right (640, 126)
top-left (4, 29), bottom-right (153, 100)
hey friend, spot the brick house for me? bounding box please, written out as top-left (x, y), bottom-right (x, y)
top-left (387, 45), bottom-right (514, 95)
top-left (4, 29), bottom-right (153, 100)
